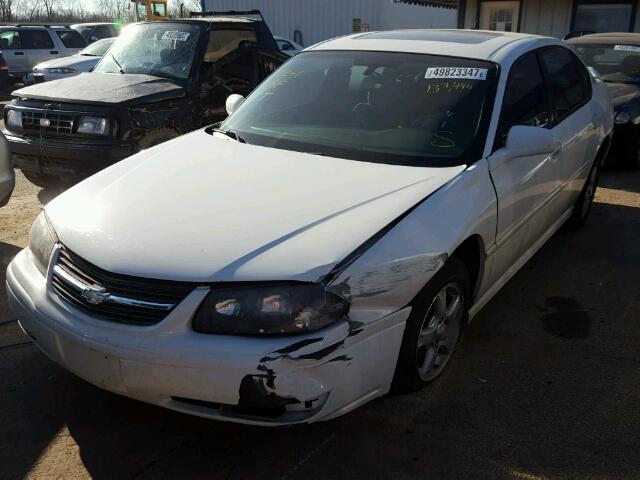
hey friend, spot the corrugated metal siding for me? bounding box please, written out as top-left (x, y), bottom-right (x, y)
top-left (202, 0), bottom-right (455, 46)
top-left (519, 0), bottom-right (571, 38)
top-left (464, 0), bottom-right (478, 28)
top-left (462, 0), bottom-right (571, 37)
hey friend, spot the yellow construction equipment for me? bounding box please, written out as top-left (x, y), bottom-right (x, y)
top-left (131, 0), bottom-right (169, 22)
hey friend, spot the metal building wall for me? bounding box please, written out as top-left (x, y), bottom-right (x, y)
top-left (202, 0), bottom-right (455, 46)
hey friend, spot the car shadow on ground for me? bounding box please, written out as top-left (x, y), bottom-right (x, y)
top-left (600, 168), bottom-right (640, 194)
top-left (1, 191), bottom-right (639, 479)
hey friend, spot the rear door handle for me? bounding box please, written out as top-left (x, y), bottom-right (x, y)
top-left (50, 50), bottom-right (58, 54)
top-left (14, 51), bottom-right (24, 56)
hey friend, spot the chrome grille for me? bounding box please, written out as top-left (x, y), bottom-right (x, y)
top-left (51, 248), bottom-right (197, 326)
top-left (21, 109), bottom-right (74, 134)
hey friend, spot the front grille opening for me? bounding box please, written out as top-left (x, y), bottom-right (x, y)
top-left (171, 396), bottom-right (289, 419)
top-left (22, 110), bottom-right (74, 134)
top-left (51, 247), bottom-right (197, 326)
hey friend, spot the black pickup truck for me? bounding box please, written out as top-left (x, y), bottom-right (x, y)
top-left (3, 11), bottom-right (288, 187)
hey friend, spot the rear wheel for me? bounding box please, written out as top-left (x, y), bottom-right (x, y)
top-left (392, 257), bottom-right (470, 393)
top-left (566, 159), bottom-right (600, 230)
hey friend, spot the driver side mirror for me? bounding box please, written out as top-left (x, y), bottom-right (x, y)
top-left (226, 94), bottom-right (245, 115)
top-left (506, 125), bottom-right (560, 156)
top-left (490, 125), bottom-right (560, 168)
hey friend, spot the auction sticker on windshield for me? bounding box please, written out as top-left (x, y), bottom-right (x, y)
top-left (425, 67), bottom-right (488, 80)
top-left (161, 31), bottom-right (190, 41)
top-left (614, 45), bottom-right (640, 52)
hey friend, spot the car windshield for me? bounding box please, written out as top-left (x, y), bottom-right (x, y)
top-left (573, 43), bottom-right (640, 84)
top-left (94, 23), bottom-right (201, 80)
top-left (80, 38), bottom-right (115, 56)
top-left (222, 51), bottom-right (497, 166)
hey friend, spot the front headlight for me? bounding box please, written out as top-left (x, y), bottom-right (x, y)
top-left (47, 67), bottom-right (77, 74)
top-left (77, 116), bottom-right (108, 135)
top-left (192, 283), bottom-right (349, 335)
top-left (29, 211), bottom-right (58, 276)
top-left (615, 111), bottom-right (631, 124)
top-left (6, 109), bottom-right (22, 129)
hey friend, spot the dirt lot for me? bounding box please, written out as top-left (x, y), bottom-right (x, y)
top-left (1, 161), bottom-right (639, 479)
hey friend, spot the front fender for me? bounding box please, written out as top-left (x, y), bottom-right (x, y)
top-left (327, 160), bottom-right (497, 324)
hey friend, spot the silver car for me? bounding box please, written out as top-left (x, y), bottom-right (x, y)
top-left (0, 25), bottom-right (86, 84)
top-left (30, 38), bottom-right (116, 83)
top-left (0, 132), bottom-right (14, 207)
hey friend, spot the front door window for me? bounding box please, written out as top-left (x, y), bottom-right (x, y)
top-left (480, 1), bottom-right (520, 32)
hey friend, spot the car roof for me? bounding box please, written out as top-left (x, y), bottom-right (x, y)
top-left (308, 29), bottom-right (560, 61)
top-left (174, 17), bottom-right (255, 24)
top-left (71, 23), bottom-right (116, 28)
top-left (566, 32), bottom-right (640, 45)
top-left (0, 25), bottom-right (74, 31)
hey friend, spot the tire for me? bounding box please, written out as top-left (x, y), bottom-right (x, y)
top-left (565, 159), bottom-right (600, 230)
top-left (22, 170), bottom-right (66, 189)
top-left (137, 128), bottom-right (179, 151)
top-left (391, 257), bottom-right (470, 394)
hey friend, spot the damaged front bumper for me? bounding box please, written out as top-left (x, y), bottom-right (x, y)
top-left (4, 130), bottom-right (131, 177)
top-left (6, 249), bottom-right (409, 426)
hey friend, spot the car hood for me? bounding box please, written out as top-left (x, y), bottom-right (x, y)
top-left (606, 82), bottom-right (640, 109)
top-left (45, 130), bottom-right (466, 283)
top-left (33, 55), bottom-right (100, 73)
top-left (12, 72), bottom-right (185, 106)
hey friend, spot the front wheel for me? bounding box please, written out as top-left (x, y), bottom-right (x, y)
top-left (137, 128), bottom-right (179, 151)
top-left (22, 170), bottom-right (67, 189)
top-left (392, 257), bottom-right (470, 393)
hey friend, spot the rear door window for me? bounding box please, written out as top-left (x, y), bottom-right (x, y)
top-left (539, 47), bottom-right (591, 122)
top-left (496, 51), bottom-right (552, 149)
top-left (0, 30), bottom-right (20, 49)
top-left (56, 30), bottom-right (86, 48)
top-left (21, 30), bottom-right (54, 49)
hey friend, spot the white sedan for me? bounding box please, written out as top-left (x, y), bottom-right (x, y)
top-left (29, 37), bottom-right (115, 84)
top-left (0, 132), bottom-right (13, 207)
top-left (7, 30), bottom-right (612, 425)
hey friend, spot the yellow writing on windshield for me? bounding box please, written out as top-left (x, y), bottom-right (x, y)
top-left (426, 81), bottom-right (473, 95)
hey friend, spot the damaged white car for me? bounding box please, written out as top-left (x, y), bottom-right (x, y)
top-left (7, 30), bottom-right (612, 425)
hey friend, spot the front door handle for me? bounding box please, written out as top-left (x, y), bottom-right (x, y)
top-left (14, 51), bottom-right (24, 56)
top-left (50, 50), bottom-right (59, 54)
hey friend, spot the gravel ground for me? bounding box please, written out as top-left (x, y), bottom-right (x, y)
top-left (1, 163), bottom-right (639, 480)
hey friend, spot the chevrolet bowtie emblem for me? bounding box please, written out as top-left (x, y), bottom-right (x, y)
top-left (39, 118), bottom-right (51, 128)
top-left (81, 287), bottom-right (109, 305)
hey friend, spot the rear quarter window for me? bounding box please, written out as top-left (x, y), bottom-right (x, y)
top-left (21, 30), bottom-right (54, 49)
top-left (57, 30), bottom-right (86, 48)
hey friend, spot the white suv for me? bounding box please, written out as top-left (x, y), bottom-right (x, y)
top-left (0, 25), bottom-right (86, 84)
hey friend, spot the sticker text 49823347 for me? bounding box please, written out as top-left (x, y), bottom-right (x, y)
top-left (425, 67), bottom-right (488, 80)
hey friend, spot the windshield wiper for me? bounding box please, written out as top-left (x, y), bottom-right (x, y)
top-left (212, 128), bottom-right (250, 144)
top-left (109, 51), bottom-right (125, 74)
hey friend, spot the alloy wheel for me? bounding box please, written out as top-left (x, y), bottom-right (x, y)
top-left (416, 283), bottom-right (464, 382)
